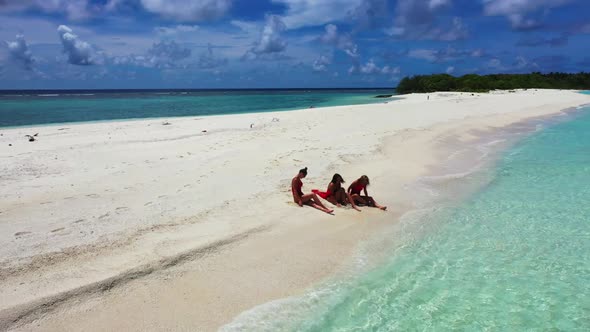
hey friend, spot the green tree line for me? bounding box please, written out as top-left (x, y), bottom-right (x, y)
top-left (395, 72), bottom-right (590, 94)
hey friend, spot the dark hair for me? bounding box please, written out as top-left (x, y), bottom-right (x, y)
top-left (331, 173), bottom-right (344, 184)
top-left (360, 175), bottom-right (370, 185)
top-left (299, 167), bottom-right (308, 175)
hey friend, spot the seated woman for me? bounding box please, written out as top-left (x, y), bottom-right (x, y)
top-left (347, 175), bottom-right (387, 211)
top-left (292, 167), bottom-right (334, 214)
top-left (313, 173), bottom-right (361, 211)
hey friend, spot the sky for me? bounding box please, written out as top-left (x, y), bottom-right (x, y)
top-left (0, 0), bottom-right (589, 89)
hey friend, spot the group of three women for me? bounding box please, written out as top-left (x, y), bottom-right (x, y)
top-left (291, 167), bottom-right (387, 214)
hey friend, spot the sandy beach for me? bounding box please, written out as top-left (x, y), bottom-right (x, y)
top-left (1, 89), bottom-right (589, 331)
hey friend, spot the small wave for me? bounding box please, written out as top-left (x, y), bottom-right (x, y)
top-left (37, 94), bottom-right (60, 97)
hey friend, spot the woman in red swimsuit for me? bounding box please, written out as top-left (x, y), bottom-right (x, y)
top-left (313, 174), bottom-right (361, 211)
top-left (291, 167), bottom-right (334, 214)
top-left (347, 175), bottom-right (387, 210)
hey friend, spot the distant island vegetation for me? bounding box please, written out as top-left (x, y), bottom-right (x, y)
top-left (395, 72), bottom-right (590, 94)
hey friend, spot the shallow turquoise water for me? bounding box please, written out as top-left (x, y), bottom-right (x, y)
top-left (0, 89), bottom-right (393, 128)
top-left (289, 107), bottom-right (590, 331)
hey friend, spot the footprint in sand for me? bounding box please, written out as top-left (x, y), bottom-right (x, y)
top-left (73, 219), bottom-right (86, 224)
top-left (50, 227), bottom-right (65, 233)
top-left (14, 231), bottom-right (32, 238)
top-left (158, 195), bottom-right (168, 199)
top-left (86, 194), bottom-right (100, 198)
top-left (144, 201), bottom-right (153, 206)
top-left (115, 207), bottom-right (129, 213)
top-left (98, 212), bottom-right (110, 220)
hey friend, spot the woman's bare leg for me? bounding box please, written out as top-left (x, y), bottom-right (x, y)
top-left (346, 192), bottom-right (362, 211)
top-left (310, 202), bottom-right (334, 214)
top-left (326, 196), bottom-right (340, 207)
top-left (365, 196), bottom-right (387, 210)
top-left (302, 193), bottom-right (334, 213)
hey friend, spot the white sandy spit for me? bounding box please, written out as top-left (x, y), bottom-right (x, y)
top-left (0, 89), bottom-right (589, 331)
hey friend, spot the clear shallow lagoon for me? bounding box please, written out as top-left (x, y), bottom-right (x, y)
top-left (0, 89), bottom-right (393, 128)
top-left (223, 105), bottom-right (590, 331)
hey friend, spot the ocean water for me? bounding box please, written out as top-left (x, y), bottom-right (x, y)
top-left (0, 89), bottom-right (393, 128)
top-left (222, 105), bottom-right (590, 331)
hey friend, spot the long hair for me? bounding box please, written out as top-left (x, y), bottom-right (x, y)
top-left (331, 173), bottom-right (344, 184)
top-left (360, 175), bottom-right (370, 185)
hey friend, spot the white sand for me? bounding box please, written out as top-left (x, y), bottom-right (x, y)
top-left (1, 89), bottom-right (589, 331)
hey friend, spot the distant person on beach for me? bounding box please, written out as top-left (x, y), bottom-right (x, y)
top-left (348, 175), bottom-right (387, 210)
top-left (313, 173), bottom-right (361, 211)
top-left (292, 167), bottom-right (334, 214)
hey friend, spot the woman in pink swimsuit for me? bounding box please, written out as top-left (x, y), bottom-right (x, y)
top-left (313, 173), bottom-right (361, 211)
top-left (348, 175), bottom-right (387, 210)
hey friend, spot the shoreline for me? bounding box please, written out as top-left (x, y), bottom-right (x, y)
top-left (1, 90), bottom-right (589, 331)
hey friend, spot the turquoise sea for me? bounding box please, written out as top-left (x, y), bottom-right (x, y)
top-left (0, 89), bottom-right (393, 128)
top-left (224, 102), bottom-right (590, 331)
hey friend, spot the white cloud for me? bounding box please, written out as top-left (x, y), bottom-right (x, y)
top-left (487, 58), bottom-right (503, 69)
top-left (272, 0), bottom-right (363, 29)
top-left (155, 25), bottom-right (200, 36)
top-left (141, 40), bottom-right (192, 68)
top-left (320, 24), bottom-right (359, 59)
top-left (0, 0), bottom-right (91, 20)
top-left (272, 0), bottom-right (393, 29)
top-left (350, 59), bottom-right (399, 77)
top-left (408, 49), bottom-right (438, 62)
top-left (243, 15), bottom-right (288, 60)
top-left (6, 34), bottom-right (34, 70)
top-left (381, 65), bottom-right (400, 75)
top-left (57, 25), bottom-right (100, 65)
top-left (482, 0), bottom-right (572, 30)
top-left (139, 0), bottom-right (231, 22)
top-left (446, 66), bottom-right (455, 74)
top-left (312, 54), bottom-right (332, 72)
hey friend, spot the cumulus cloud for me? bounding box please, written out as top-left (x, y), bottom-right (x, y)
top-left (243, 15), bottom-right (288, 60)
top-left (312, 54), bottom-right (332, 72)
top-left (482, 0), bottom-right (573, 30)
top-left (272, 0), bottom-right (362, 29)
top-left (198, 44), bottom-right (228, 69)
top-left (146, 40), bottom-right (192, 67)
top-left (272, 0), bottom-right (394, 29)
top-left (387, 0), bottom-right (468, 41)
top-left (6, 34), bottom-right (34, 70)
top-left (349, 59), bottom-right (399, 77)
top-left (139, 0), bottom-right (231, 22)
top-left (320, 24), bottom-right (359, 59)
top-left (446, 66), bottom-right (455, 74)
top-left (57, 25), bottom-right (100, 65)
top-left (112, 39), bottom-right (193, 69)
top-left (0, 0), bottom-right (91, 20)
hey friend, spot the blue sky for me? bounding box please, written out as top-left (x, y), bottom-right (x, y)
top-left (0, 0), bottom-right (589, 89)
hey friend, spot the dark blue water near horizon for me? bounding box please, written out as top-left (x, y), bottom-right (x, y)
top-left (0, 88), bottom-right (395, 128)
